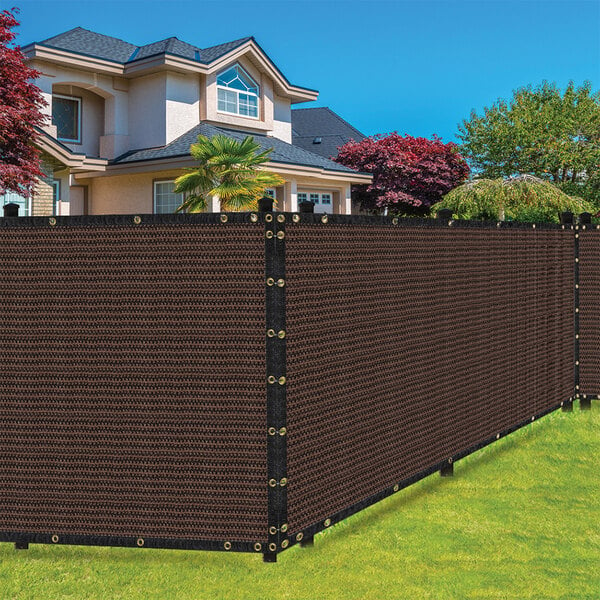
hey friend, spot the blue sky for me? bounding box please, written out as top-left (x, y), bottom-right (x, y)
top-left (10, 0), bottom-right (600, 142)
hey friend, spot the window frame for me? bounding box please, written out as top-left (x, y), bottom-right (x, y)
top-left (153, 179), bottom-right (185, 214)
top-left (52, 93), bottom-right (82, 144)
top-left (216, 64), bottom-right (260, 120)
top-left (52, 180), bottom-right (61, 216)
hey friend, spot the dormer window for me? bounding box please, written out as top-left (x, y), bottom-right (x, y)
top-left (217, 64), bottom-right (259, 118)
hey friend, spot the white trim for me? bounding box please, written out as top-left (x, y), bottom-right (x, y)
top-left (52, 93), bottom-right (82, 144)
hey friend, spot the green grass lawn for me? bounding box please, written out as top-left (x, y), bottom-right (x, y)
top-left (0, 404), bottom-right (598, 600)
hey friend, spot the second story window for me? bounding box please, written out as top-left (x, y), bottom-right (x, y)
top-left (52, 94), bottom-right (81, 143)
top-left (217, 64), bottom-right (259, 118)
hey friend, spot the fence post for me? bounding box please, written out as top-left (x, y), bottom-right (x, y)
top-left (436, 208), bottom-right (453, 222)
top-left (560, 211), bottom-right (576, 412)
top-left (578, 213), bottom-right (592, 410)
top-left (299, 200), bottom-right (314, 213)
top-left (261, 195), bottom-right (287, 563)
top-left (3, 203), bottom-right (19, 217)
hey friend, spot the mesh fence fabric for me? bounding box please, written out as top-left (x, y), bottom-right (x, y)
top-left (284, 223), bottom-right (574, 535)
top-left (0, 222), bottom-right (267, 542)
top-left (578, 230), bottom-right (600, 395)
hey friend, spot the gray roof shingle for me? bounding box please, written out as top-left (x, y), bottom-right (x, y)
top-left (112, 123), bottom-right (359, 174)
top-left (34, 27), bottom-right (252, 65)
top-left (292, 107), bottom-right (365, 159)
top-left (39, 27), bottom-right (138, 62)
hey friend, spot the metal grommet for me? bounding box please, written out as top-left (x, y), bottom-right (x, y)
top-left (268, 427), bottom-right (277, 436)
top-left (292, 214), bottom-right (300, 223)
top-left (281, 540), bottom-right (289, 549)
top-left (296, 532), bottom-right (304, 542)
top-left (277, 214), bottom-right (285, 223)
top-left (268, 543), bottom-right (277, 552)
top-left (266, 278), bottom-right (275, 286)
top-left (267, 329), bottom-right (276, 338)
top-left (278, 376), bottom-right (286, 385)
top-left (281, 523), bottom-right (288, 533)
top-left (266, 231), bottom-right (274, 239)
top-left (496, 433), bottom-right (500, 440)
top-left (51, 534), bottom-right (59, 543)
top-left (560, 401), bottom-right (564, 407)
top-left (497, 222), bottom-right (501, 227)
top-left (136, 538), bottom-right (144, 547)
top-left (321, 215), bottom-right (329, 224)
top-left (49, 217), bottom-right (57, 226)
top-left (269, 526), bottom-right (278, 535)
top-left (280, 477), bottom-right (288, 487)
top-left (279, 427), bottom-right (287, 436)
top-left (531, 416), bottom-right (535, 422)
top-left (576, 361), bottom-right (580, 366)
top-left (448, 220), bottom-right (454, 226)
top-left (277, 330), bottom-right (286, 339)
top-left (393, 484), bottom-right (399, 492)
top-left (392, 217), bottom-right (398, 225)
top-left (448, 457), bottom-right (453, 464)
top-left (133, 216), bottom-right (141, 225)
top-left (268, 478), bottom-right (278, 487)
top-left (265, 214), bottom-right (273, 222)
top-left (277, 231), bottom-right (285, 240)
top-left (250, 213), bottom-right (258, 223)
top-left (276, 278), bottom-right (285, 287)
top-left (267, 375), bottom-right (276, 384)
top-left (224, 541), bottom-right (232, 550)
top-left (254, 542), bottom-right (262, 552)
top-left (532, 224), bottom-right (536, 229)
top-left (220, 214), bottom-right (228, 223)
top-left (324, 518), bottom-right (331, 527)
top-left (575, 234), bottom-right (579, 239)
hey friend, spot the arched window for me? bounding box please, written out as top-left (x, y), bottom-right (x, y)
top-left (217, 64), bottom-right (259, 118)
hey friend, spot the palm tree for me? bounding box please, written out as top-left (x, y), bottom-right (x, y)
top-left (173, 134), bottom-right (284, 212)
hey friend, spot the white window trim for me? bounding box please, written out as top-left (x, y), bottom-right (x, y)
top-left (216, 64), bottom-right (260, 120)
top-left (153, 179), bottom-right (184, 214)
top-left (298, 192), bottom-right (333, 205)
top-left (52, 180), bottom-right (60, 216)
top-left (52, 93), bottom-right (82, 144)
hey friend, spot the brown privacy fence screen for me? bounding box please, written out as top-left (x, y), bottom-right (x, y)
top-left (0, 211), bottom-right (591, 562)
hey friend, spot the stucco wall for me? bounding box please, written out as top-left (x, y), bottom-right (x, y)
top-left (273, 94), bottom-right (292, 143)
top-left (87, 169), bottom-right (184, 215)
top-left (166, 73), bottom-right (201, 144)
top-left (128, 74), bottom-right (167, 150)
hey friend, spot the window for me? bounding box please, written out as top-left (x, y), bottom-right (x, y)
top-left (321, 193), bottom-right (331, 205)
top-left (310, 193), bottom-right (320, 204)
top-left (154, 180), bottom-right (184, 214)
top-left (52, 180), bottom-right (60, 216)
top-left (217, 64), bottom-right (259, 118)
top-left (52, 94), bottom-right (81, 143)
top-left (264, 188), bottom-right (276, 199)
top-left (297, 193), bottom-right (307, 203)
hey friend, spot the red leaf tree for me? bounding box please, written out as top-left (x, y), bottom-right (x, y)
top-left (336, 133), bottom-right (470, 214)
top-left (0, 8), bottom-right (46, 197)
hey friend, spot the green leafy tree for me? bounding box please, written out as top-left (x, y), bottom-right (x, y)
top-left (432, 174), bottom-right (595, 223)
top-left (458, 81), bottom-right (600, 203)
top-left (174, 134), bottom-right (284, 212)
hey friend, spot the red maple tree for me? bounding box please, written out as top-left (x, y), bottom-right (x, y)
top-left (0, 8), bottom-right (46, 197)
top-left (336, 133), bottom-right (470, 214)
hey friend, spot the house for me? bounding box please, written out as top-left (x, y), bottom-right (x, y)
top-left (291, 106), bottom-right (365, 160)
top-left (5, 27), bottom-right (371, 217)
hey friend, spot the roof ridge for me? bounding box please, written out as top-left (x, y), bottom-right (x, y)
top-left (201, 35), bottom-right (253, 51)
top-left (321, 106), bottom-right (365, 138)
